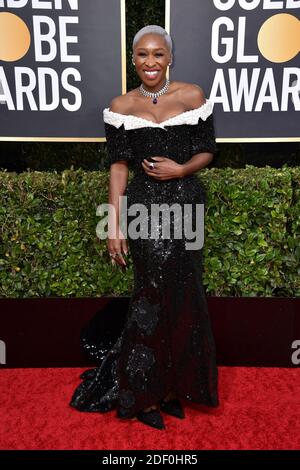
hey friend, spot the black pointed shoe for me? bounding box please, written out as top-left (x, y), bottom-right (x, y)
top-left (136, 408), bottom-right (166, 430)
top-left (159, 398), bottom-right (185, 419)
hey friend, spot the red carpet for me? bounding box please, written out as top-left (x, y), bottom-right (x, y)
top-left (0, 367), bottom-right (299, 450)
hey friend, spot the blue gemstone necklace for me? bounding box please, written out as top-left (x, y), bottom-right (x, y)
top-left (139, 78), bottom-right (170, 104)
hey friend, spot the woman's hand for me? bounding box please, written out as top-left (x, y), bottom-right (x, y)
top-left (107, 229), bottom-right (128, 268)
top-left (141, 157), bottom-right (184, 180)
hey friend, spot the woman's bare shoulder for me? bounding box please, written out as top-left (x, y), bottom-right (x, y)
top-left (175, 81), bottom-right (207, 109)
top-left (108, 82), bottom-right (206, 113)
top-left (109, 91), bottom-right (136, 114)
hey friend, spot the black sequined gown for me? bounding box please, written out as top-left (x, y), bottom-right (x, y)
top-left (70, 99), bottom-right (219, 418)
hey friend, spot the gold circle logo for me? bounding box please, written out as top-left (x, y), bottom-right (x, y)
top-left (258, 13), bottom-right (300, 63)
top-left (0, 12), bottom-right (31, 62)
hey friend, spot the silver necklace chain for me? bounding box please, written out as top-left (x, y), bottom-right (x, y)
top-left (139, 78), bottom-right (170, 104)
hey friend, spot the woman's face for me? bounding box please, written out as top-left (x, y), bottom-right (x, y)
top-left (133, 33), bottom-right (172, 89)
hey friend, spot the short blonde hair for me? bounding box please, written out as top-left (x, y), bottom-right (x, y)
top-left (132, 25), bottom-right (173, 54)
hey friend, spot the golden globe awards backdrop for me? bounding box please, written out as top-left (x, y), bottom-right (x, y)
top-left (0, 0), bottom-right (126, 141)
top-left (166, 0), bottom-right (300, 142)
top-left (1, 0), bottom-right (299, 143)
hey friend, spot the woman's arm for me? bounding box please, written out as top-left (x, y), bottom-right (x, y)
top-left (108, 160), bottom-right (129, 237)
top-left (179, 152), bottom-right (213, 177)
top-left (107, 97), bottom-right (129, 267)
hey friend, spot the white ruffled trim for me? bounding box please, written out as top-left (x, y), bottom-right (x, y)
top-left (103, 99), bottom-right (213, 131)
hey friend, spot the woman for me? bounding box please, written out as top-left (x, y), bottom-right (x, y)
top-left (70, 25), bottom-right (219, 430)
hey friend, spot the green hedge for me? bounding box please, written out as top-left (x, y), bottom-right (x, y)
top-left (0, 165), bottom-right (299, 298)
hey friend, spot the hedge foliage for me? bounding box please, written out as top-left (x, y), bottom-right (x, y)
top-left (0, 166), bottom-right (299, 298)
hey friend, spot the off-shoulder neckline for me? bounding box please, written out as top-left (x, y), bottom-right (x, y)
top-left (103, 99), bottom-right (213, 130)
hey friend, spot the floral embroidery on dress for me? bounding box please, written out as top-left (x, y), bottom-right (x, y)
top-left (130, 296), bottom-right (160, 336)
top-left (126, 344), bottom-right (156, 372)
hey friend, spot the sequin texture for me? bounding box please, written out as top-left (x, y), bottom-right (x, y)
top-left (69, 100), bottom-right (219, 419)
top-left (129, 297), bottom-right (160, 336)
top-left (127, 344), bottom-right (156, 372)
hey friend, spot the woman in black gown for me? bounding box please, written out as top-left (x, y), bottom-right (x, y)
top-left (70, 25), bottom-right (219, 430)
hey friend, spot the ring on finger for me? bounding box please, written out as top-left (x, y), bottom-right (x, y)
top-left (109, 252), bottom-right (122, 258)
